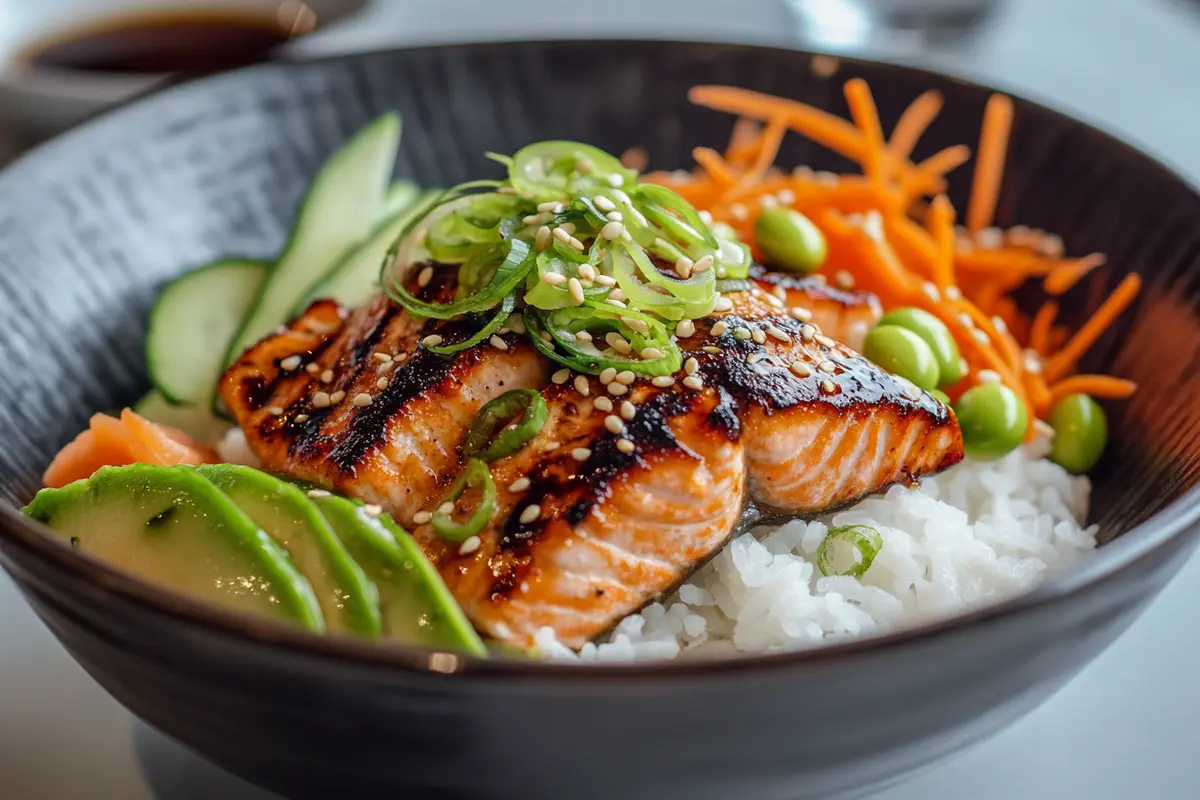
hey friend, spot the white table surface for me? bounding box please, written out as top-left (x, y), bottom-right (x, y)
top-left (3, 0), bottom-right (1199, 797)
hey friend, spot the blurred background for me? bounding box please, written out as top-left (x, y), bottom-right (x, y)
top-left (2, 1), bottom-right (1199, 799)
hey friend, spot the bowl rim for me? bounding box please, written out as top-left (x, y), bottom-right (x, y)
top-left (2, 37), bottom-right (1199, 682)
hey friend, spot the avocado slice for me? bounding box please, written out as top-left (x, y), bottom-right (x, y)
top-left (193, 465), bottom-right (382, 638)
top-left (23, 464), bottom-right (323, 632)
top-left (311, 495), bottom-right (485, 656)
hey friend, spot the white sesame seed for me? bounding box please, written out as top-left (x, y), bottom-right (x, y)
top-left (600, 367), bottom-right (619, 385)
top-left (268, 406), bottom-right (284, 416)
top-left (620, 401), bottom-right (637, 420)
top-left (306, 489), bottom-right (331, 498)
top-left (320, 369), bottom-right (334, 384)
top-left (692, 254), bottom-right (714, 273)
top-left (417, 266), bottom-right (434, 288)
top-left (774, 285), bottom-right (787, 300)
top-left (568, 278), bottom-right (585, 304)
top-left (422, 334), bottom-right (443, 347)
top-left (944, 285), bottom-right (963, 301)
top-left (790, 306), bottom-right (813, 321)
top-left (640, 347), bottom-right (663, 360)
top-left (306, 362), bottom-right (320, 374)
top-left (977, 369), bottom-right (1002, 384)
top-left (574, 375), bottom-right (591, 396)
top-left (682, 375), bottom-right (704, 390)
top-left (612, 188), bottom-right (632, 204)
top-left (575, 330), bottom-right (592, 342)
top-left (730, 203), bottom-right (749, 220)
top-left (601, 220), bottom-right (626, 241)
top-left (799, 325), bottom-right (817, 341)
top-left (814, 171), bottom-right (840, 186)
top-left (818, 360), bottom-right (837, 374)
top-left (312, 392), bottom-right (331, 408)
top-left (413, 511), bottom-right (432, 525)
top-left (352, 393), bottom-right (372, 407)
top-left (714, 295), bottom-right (734, 312)
top-left (458, 536), bottom-right (482, 556)
top-left (698, 209), bottom-right (714, 224)
top-left (822, 379), bottom-right (837, 393)
top-left (280, 355), bottom-right (302, 371)
top-left (606, 332), bottom-right (632, 353)
top-left (604, 414), bottom-right (625, 434)
top-left (711, 320), bottom-right (729, 337)
top-left (535, 225), bottom-right (552, 250)
top-left (763, 292), bottom-right (785, 308)
top-left (676, 319), bottom-right (696, 338)
top-left (395, 352), bottom-right (408, 362)
top-left (751, 328), bottom-right (767, 345)
top-left (791, 361), bottom-right (812, 378)
top-left (294, 414), bottom-right (310, 423)
top-left (922, 282), bottom-right (941, 301)
top-left (519, 505), bottom-right (541, 525)
top-left (684, 357), bottom-right (699, 375)
top-left (485, 335), bottom-right (506, 352)
top-left (607, 174), bottom-right (624, 187)
top-left (363, 504), bottom-right (383, 517)
top-left (777, 188), bottom-right (796, 204)
top-left (605, 298), bottom-right (628, 308)
top-left (523, 213), bottom-right (549, 226)
top-left (616, 370), bottom-right (636, 385)
top-left (834, 270), bottom-right (855, 290)
top-left (759, 194), bottom-right (779, 210)
top-left (608, 288), bottom-right (627, 302)
top-left (509, 477), bottom-right (531, 493)
top-left (541, 271), bottom-right (567, 286)
top-left (816, 334), bottom-right (836, 348)
top-left (572, 447), bottom-right (592, 461)
top-left (616, 438), bottom-right (635, 454)
top-left (733, 328), bottom-right (752, 341)
top-left (537, 201), bottom-right (563, 213)
top-left (607, 381), bottom-right (628, 396)
top-left (568, 236), bottom-right (586, 251)
top-left (652, 376), bottom-right (675, 387)
top-left (594, 195), bottom-right (617, 213)
top-left (578, 264), bottom-right (597, 281)
top-left (595, 274), bottom-right (617, 287)
top-left (624, 318), bottom-right (650, 336)
top-left (975, 226), bottom-right (1004, 250)
top-left (766, 324), bottom-right (790, 342)
top-left (973, 329), bottom-right (990, 344)
top-left (329, 390), bottom-right (346, 404)
top-left (607, 211), bottom-right (624, 222)
top-left (552, 226), bottom-right (572, 243)
top-left (992, 315), bottom-right (1008, 333)
top-left (376, 377), bottom-right (390, 391)
top-left (551, 368), bottom-right (570, 385)
top-left (1023, 349), bottom-right (1043, 375)
top-left (675, 257), bottom-right (694, 279)
top-left (372, 352), bottom-right (392, 363)
top-left (702, 346), bottom-right (722, 354)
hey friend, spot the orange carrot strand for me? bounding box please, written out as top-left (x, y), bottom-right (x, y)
top-left (1043, 274), bottom-right (1141, 381)
top-left (888, 90), bottom-right (943, 160)
top-left (967, 94), bottom-right (1014, 231)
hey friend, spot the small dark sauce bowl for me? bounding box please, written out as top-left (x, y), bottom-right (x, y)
top-left (0, 40), bottom-right (1198, 800)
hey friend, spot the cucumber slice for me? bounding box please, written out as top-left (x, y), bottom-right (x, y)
top-left (224, 113), bottom-right (402, 368)
top-left (312, 495), bottom-right (486, 656)
top-left (147, 259), bottom-right (268, 406)
top-left (194, 465), bottom-right (382, 637)
top-left (24, 464), bottom-right (324, 632)
top-left (133, 391), bottom-right (235, 444)
top-left (300, 188), bottom-right (442, 310)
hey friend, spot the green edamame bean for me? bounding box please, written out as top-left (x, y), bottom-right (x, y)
top-left (1048, 394), bottom-right (1108, 474)
top-left (878, 306), bottom-right (965, 386)
top-left (754, 209), bottom-right (827, 274)
top-left (953, 383), bottom-right (1027, 461)
top-left (930, 389), bottom-right (951, 405)
top-left (863, 325), bottom-right (941, 390)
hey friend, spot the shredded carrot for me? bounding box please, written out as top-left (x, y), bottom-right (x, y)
top-left (645, 81), bottom-right (1140, 433)
top-left (888, 90), bottom-right (943, 161)
top-left (1043, 274), bottom-right (1141, 381)
top-left (967, 94), bottom-right (1013, 232)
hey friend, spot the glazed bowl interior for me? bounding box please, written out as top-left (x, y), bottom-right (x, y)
top-left (1, 40), bottom-right (1199, 676)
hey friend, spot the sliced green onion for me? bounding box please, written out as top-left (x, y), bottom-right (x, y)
top-left (386, 237), bottom-right (535, 320)
top-left (463, 389), bottom-right (548, 462)
top-left (816, 525), bottom-right (884, 579)
top-left (524, 252), bottom-right (611, 310)
top-left (484, 152), bottom-right (513, 168)
top-left (431, 458), bottom-right (497, 542)
top-left (426, 295), bottom-right (515, 355)
top-left (509, 141), bottom-right (636, 202)
top-left (525, 304), bottom-right (682, 377)
top-left (624, 242), bottom-right (716, 319)
top-left (631, 183), bottom-right (719, 256)
top-left (715, 278), bottom-right (754, 293)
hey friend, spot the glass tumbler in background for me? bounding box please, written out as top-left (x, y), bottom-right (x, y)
top-left (783, 0), bottom-right (1005, 55)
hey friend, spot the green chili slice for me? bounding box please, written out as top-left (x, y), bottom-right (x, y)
top-left (431, 458), bottom-right (497, 542)
top-left (463, 389), bottom-right (548, 462)
top-left (817, 525), bottom-right (884, 579)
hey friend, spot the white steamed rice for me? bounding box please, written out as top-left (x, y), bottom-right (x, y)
top-left (535, 432), bottom-right (1097, 662)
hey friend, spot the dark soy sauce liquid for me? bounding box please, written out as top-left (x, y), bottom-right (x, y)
top-left (25, 6), bottom-right (316, 75)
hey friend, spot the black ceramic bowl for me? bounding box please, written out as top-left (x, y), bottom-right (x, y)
top-left (1, 40), bottom-right (1198, 800)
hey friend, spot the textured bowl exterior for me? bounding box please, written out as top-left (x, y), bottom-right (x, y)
top-left (0, 41), bottom-right (1198, 799)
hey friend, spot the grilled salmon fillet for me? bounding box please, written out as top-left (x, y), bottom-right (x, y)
top-left (220, 273), bottom-right (962, 649)
top-left (220, 275), bottom-right (548, 522)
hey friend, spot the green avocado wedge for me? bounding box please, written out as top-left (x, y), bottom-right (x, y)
top-left (311, 495), bottom-right (485, 656)
top-left (193, 465), bottom-right (382, 638)
top-left (23, 464), bottom-right (324, 632)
